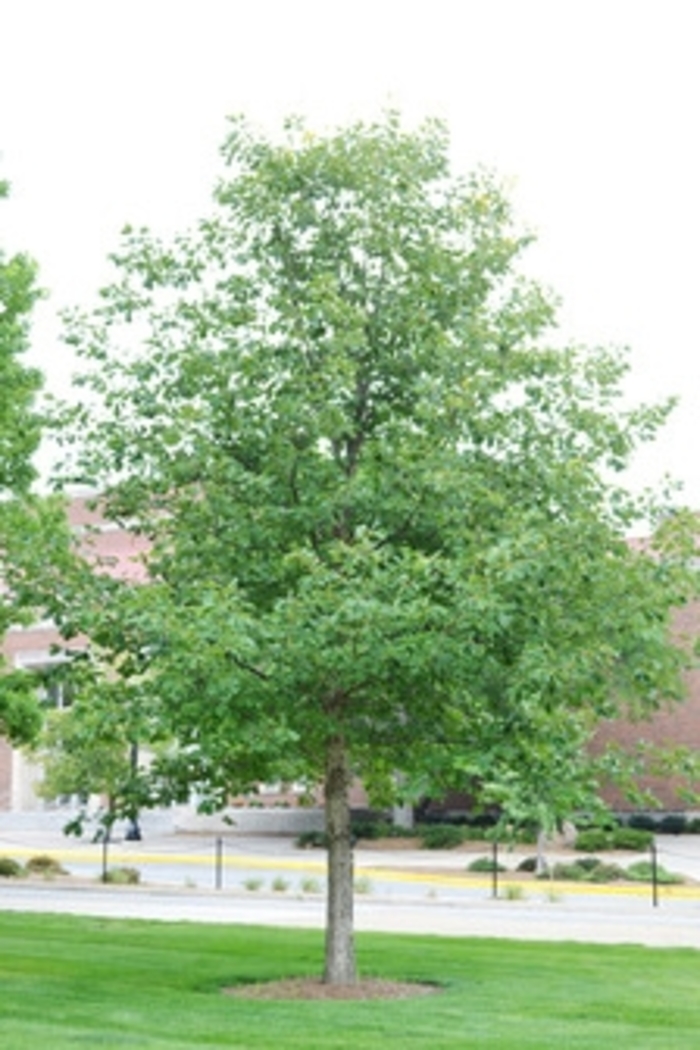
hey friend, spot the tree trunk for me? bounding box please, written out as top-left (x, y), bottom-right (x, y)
top-left (323, 733), bottom-right (357, 984)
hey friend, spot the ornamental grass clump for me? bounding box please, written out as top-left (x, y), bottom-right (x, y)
top-left (102, 866), bottom-right (141, 885)
top-left (25, 854), bottom-right (68, 877)
top-left (545, 859), bottom-right (626, 883)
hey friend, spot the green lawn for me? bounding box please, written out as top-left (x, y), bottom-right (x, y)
top-left (0, 912), bottom-right (697, 1048)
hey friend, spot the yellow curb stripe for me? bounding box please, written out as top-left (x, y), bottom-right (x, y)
top-left (3, 846), bottom-right (327, 873)
top-left (3, 845), bottom-right (699, 898)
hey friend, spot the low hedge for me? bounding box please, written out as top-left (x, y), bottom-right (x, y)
top-left (419, 824), bottom-right (466, 850)
top-left (575, 827), bottom-right (653, 852)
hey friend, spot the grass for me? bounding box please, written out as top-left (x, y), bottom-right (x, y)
top-left (501, 884), bottom-right (526, 901)
top-left (1, 912), bottom-right (699, 1048)
top-left (300, 876), bottom-right (323, 894)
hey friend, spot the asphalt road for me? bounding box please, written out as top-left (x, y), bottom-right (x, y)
top-left (2, 879), bottom-right (700, 948)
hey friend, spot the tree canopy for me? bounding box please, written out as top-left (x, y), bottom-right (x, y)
top-left (52, 113), bottom-right (698, 983)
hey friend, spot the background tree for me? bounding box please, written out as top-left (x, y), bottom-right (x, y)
top-left (0, 179), bottom-right (42, 495)
top-left (54, 114), bottom-right (697, 984)
top-left (33, 646), bottom-right (166, 844)
top-left (0, 178), bottom-right (53, 745)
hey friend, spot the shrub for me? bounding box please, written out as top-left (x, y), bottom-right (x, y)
top-left (516, 856), bottom-right (538, 873)
top-left (351, 819), bottom-right (395, 840)
top-left (0, 856), bottom-right (23, 878)
top-left (575, 827), bottom-right (653, 852)
top-left (25, 854), bottom-right (68, 877)
top-left (547, 859), bottom-right (624, 883)
top-left (658, 814), bottom-right (687, 836)
top-left (575, 855), bottom-right (605, 872)
top-left (502, 884), bottom-right (526, 900)
top-left (626, 860), bottom-right (684, 885)
top-left (419, 824), bottom-right (465, 850)
top-left (549, 862), bottom-right (590, 882)
top-left (574, 829), bottom-right (613, 852)
top-left (611, 827), bottom-right (654, 850)
top-left (687, 817), bottom-right (700, 834)
top-left (295, 830), bottom-right (327, 849)
top-left (467, 856), bottom-right (506, 873)
top-left (300, 876), bottom-right (322, 894)
top-left (628, 814), bottom-right (659, 833)
top-left (102, 866), bottom-right (140, 885)
top-left (460, 825), bottom-right (492, 842)
top-left (586, 862), bottom-right (626, 883)
top-left (271, 876), bottom-right (289, 892)
top-left (243, 877), bottom-right (263, 891)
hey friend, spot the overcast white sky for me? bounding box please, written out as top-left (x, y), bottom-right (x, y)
top-left (1, 0), bottom-right (698, 505)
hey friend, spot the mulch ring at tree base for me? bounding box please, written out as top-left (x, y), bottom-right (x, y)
top-left (225, 977), bottom-right (443, 1000)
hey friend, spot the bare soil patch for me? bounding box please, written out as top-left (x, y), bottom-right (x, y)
top-left (226, 977), bottom-right (442, 1000)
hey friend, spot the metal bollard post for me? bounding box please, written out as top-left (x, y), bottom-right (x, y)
top-left (215, 836), bottom-right (223, 890)
top-left (650, 840), bottom-right (658, 908)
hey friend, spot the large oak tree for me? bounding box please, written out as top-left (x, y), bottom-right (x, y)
top-left (54, 114), bottom-right (696, 983)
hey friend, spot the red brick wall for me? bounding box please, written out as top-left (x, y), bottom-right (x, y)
top-left (593, 600), bottom-right (700, 810)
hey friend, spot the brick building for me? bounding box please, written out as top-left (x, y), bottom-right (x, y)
top-left (592, 598), bottom-right (700, 811)
top-left (0, 494), bottom-right (149, 813)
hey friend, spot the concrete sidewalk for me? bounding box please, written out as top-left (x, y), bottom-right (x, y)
top-left (1, 872), bottom-right (700, 948)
